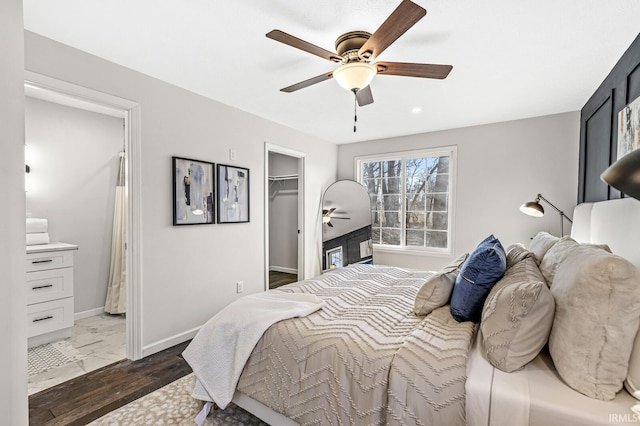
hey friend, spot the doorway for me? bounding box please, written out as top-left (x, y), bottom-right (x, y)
top-left (265, 143), bottom-right (305, 289)
top-left (23, 72), bottom-right (142, 392)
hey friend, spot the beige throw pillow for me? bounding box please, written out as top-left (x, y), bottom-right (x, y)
top-left (549, 245), bottom-right (640, 400)
top-left (539, 236), bottom-right (579, 286)
top-left (505, 243), bottom-right (533, 269)
top-left (529, 232), bottom-right (560, 264)
top-left (414, 253), bottom-right (469, 316)
top-left (481, 256), bottom-right (555, 372)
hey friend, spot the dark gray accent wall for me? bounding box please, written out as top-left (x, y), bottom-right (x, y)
top-left (579, 33), bottom-right (640, 203)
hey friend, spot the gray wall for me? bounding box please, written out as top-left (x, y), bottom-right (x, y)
top-left (24, 31), bottom-right (338, 354)
top-left (25, 97), bottom-right (123, 315)
top-left (338, 112), bottom-right (580, 271)
top-left (0, 0), bottom-right (28, 423)
top-left (268, 153), bottom-right (298, 273)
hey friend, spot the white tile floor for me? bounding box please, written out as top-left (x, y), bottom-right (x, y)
top-left (28, 313), bottom-right (126, 395)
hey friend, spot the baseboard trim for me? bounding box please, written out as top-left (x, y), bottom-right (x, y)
top-left (141, 326), bottom-right (200, 358)
top-left (269, 266), bottom-right (298, 274)
top-left (75, 307), bottom-right (105, 321)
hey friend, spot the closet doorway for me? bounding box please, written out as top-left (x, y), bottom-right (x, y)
top-left (23, 73), bottom-right (142, 393)
top-left (265, 143), bottom-right (305, 289)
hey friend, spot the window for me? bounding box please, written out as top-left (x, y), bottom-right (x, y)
top-left (356, 147), bottom-right (456, 253)
top-left (326, 246), bottom-right (343, 269)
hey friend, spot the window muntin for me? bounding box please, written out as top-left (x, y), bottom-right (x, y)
top-left (357, 148), bottom-right (455, 252)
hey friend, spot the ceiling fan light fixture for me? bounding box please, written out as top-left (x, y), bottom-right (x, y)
top-left (333, 62), bottom-right (377, 92)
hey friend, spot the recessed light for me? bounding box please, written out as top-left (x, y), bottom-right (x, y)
top-left (412, 107), bottom-right (422, 114)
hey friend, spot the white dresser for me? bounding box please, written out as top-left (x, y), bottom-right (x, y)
top-left (26, 242), bottom-right (78, 348)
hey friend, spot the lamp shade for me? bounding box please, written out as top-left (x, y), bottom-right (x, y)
top-left (601, 148), bottom-right (640, 200)
top-left (333, 63), bottom-right (377, 92)
top-left (520, 200), bottom-right (544, 217)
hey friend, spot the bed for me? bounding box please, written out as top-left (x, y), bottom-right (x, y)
top-left (184, 198), bottom-right (640, 425)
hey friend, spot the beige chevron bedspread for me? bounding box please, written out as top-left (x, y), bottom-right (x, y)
top-left (235, 264), bottom-right (477, 426)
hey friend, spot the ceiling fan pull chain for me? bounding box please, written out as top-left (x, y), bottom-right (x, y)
top-left (353, 90), bottom-right (358, 132)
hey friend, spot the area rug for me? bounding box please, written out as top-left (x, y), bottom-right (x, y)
top-left (28, 340), bottom-right (87, 376)
top-left (89, 373), bottom-right (267, 425)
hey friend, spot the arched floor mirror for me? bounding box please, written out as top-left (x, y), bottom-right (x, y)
top-left (322, 180), bottom-right (373, 271)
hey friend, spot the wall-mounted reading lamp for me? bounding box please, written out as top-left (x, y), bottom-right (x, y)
top-left (520, 193), bottom-right (573, 237)
top-left (601, 148), bottom-right (640, 201)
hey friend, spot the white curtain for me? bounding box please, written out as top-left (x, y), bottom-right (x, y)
top-left (105, 152), bottom-right (127, 314)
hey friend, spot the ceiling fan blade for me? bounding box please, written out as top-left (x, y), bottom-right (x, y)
top-left (266, 30), bottom-right (342, 63)
top-left (358, 0), bottom-right (426, 60)
top-left (331, 217), bottom-right (351, 220)
top-left (327, 221), bottom-right (334, 227)
top-left (281, 72), bottom-right (334, 93)
top-left (356, 85), bottom-right (374, 106)
top-left (375, 62), bottom-right (452, 79)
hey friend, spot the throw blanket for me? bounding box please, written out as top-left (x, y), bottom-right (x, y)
top-left (183, 292), bottom-right (325, 409)
top-left (236, 264), bottom-right (477, 425)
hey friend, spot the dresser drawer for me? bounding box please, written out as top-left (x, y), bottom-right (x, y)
top-left (26, 250), bottom-right (74, 272)
top-left (26, 268), bottom-right (74, 305)
top-left (27, 297), bottom-right (74, 338)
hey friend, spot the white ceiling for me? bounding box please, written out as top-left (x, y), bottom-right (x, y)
top-left (23, 1), bottom-right (640, 144)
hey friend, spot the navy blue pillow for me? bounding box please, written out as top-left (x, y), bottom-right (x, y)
top-left (450, 235), bottom-right (506, 323)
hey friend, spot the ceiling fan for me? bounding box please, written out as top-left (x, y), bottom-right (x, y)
top-left (323, 208), bottom-right (351, 228)
top-left (266, 0), bottom-right (453, 108)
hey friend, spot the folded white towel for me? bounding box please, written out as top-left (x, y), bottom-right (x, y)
top-left (183, 291), bottom-right (325, 409)
top-left (26, 218), bottom-right (48, 234)
top-left (26, 233), bottom-right (50, 246)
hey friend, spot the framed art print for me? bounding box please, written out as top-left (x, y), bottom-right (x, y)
top-left (172, 156), bottom-right (215, 225)
top-left (217, 164), bottom-right (250, 223)
top-left (618, 95), bottom-right (640, 160)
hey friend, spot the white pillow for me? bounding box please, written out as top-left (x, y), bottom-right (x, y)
top-left (538, 236), bottom-right (579, 286)
top-left (549, 245), bottom-right (640, 400)
top-left (529, 232), bottom-right (559, 264)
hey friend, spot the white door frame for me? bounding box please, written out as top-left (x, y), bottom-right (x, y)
top-left (24, 71), bottom-right (143, 361)
top-left (264, 142), bottom-right (306, 289)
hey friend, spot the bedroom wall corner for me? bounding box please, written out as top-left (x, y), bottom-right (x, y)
top-left (0, 0), bottom-right (28, 423)
top-left (337, 112), bottom-right (580, 271)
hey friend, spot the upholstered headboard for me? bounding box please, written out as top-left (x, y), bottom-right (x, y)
top-left (571, 198), bottom-right (640, 269)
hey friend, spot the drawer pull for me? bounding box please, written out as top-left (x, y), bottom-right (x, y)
top-left (33, 315), bottom-right (53, 323)
top-left (32, 259), bottom-right (53, 264)
top-left (32, 284), bottom-right (54, 290)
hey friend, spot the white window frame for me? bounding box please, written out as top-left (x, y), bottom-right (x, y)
top-left (325, 246), bottom-right (344, 269)
top-left (354, 146), bottom-right (457, 256)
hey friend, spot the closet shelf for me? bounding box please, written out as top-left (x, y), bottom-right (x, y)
top-left (268, 174), bottom-right (298, 181)
top-left (269, 174), bottom-right (299, 189)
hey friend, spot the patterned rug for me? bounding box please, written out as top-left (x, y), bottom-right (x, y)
top-left (28, 340), bottom-right (87, 376)
top-left (89, 374), bottom-right (267, 425)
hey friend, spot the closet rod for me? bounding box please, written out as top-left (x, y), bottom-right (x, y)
top-left (268, 174), bottom-right (298, 181)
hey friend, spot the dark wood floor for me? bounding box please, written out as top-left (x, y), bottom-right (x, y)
top-left (269, 270), bottom-right (298, 289)
top-left (29, 340), bottom-right (192, 426)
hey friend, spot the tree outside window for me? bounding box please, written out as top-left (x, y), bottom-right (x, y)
top-left (357, 147), bottom-right (455, 252)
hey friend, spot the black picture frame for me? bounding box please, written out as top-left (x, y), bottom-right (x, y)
top-left (172, 156), bottom-right (215, 225)
top-left (216, 164), bottom-right (250, 223)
